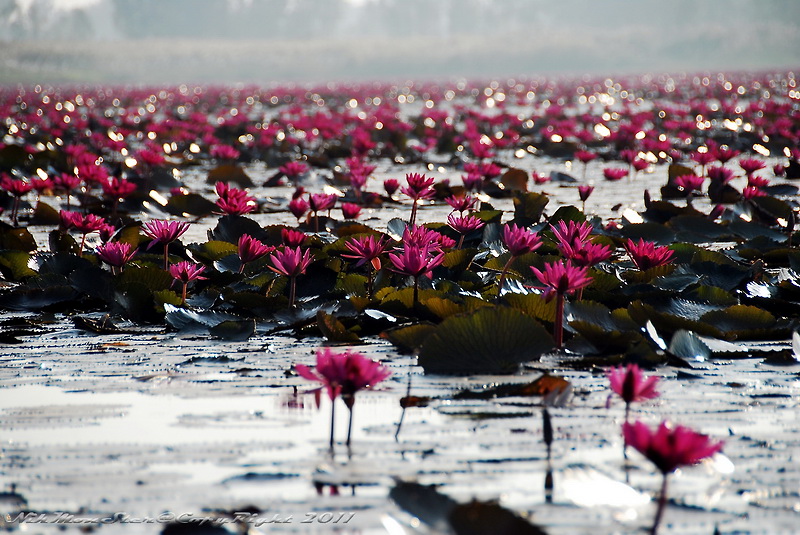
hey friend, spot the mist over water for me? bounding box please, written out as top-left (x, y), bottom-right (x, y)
top-left (1, 0), bottom-right (799, 84)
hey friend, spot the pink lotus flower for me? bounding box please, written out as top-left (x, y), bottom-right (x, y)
top-left (574, 150), bottom-right (597, 164)
top-left (608, 363), bottom-right (659, 409)
top-left (383, 179), bottom-right (400, 196)
top-left (237, 234), bottom-right (273, 273)
top-left (142, 219), bottom-right (190, 270)
top-left (742, 185), bottom-right (767, 199)
top-left (295, 348), bottom-right (390, 448)
top-left (632, 158), bottom-right (649, 173)
top-left (603, 168), bottom-right (628, 181)
top-left (551, 220), bottom-right (593, 251)
top-left (343, 234), bottom-right (389, 270)
top-left (1, 175), bottom-right (33, 226)
top-left (281, 228), bottom-right (306, 248)
top-left (341, 202), bottom-right (362, 220)
top-left (309, 193), bottom-right (337, 213)
top-left (95, 241), bottom-right (137, 273)
top-left (674, 173), bottom-right (705, 193)
top-left (714, 146), bottom-right (740, 164)
top-left (169, 261), bottom-right (208, 305)
top-left (101, 177), bottom-right (136, 199)
top-left (623, 420), bottom-right (723, 534)
top-left (624, 239), bottom-right (675, 271)
top-left (445, 194), bottom-right (477, 214)
top-left (60, 210), bottom-right (107, 256)
top-left (400, 172), bottom-right (436, 227)
top-left (690, 150), bottom-right (715, 167)
top-left (280, 160), bottom-right (308, 181)
top-left (530, 260), bottom-right (593, 302)
top-left (560, 241), bottom-right (612, 267)
top-left (215, 181), bottom-right (256, 216)
top-left (447, 213), bottom-right (485, 249)
top-left (532, 172), bottom-right (550, 185)
top-left (578, 185), bottom-right (594, 211)
top-left (402, 225), bottom-right (456, 250)
top-left (530, 260), bottom-right (593, 349)
top-left (739, 157), bottom-right (766, 176)
top-left (747, 175), bottom-right (770, 189)
top-left (707, 166), bottom-right (734, 183)
top-left (461, 172), bottom-right (484, 192)
top-left (502, 223), bottom-right (542, 257)
top-left (288, 196), bottom-right (309, 221)
top-left (269, 246), bottom-right (314, 307)
top-left (389, 243), bottom-right (445, 305)
top-left (210, 144), bottom-right (240, 161)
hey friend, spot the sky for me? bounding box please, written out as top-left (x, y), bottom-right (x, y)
top-left (1, 0), bottom-right (799, 84)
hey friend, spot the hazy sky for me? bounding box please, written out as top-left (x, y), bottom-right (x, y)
top-left (2, 0), bottom-right (799, 84)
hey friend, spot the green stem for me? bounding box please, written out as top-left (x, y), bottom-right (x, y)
top-left (651, 474), bottom-right (669, 535)
top-left (329, 400), bottom-right (336, 453)
top-left (346, 404), bottom-right (354, 449)
top-left (497, 255), bottom-right (515, 294)
top-left (554, 292), bottom-right (565, 349)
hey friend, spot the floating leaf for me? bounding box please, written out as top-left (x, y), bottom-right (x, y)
top-left (381, 323), bottom-right (437, 353)
top-left (548, 205), bottom-right (586, 225)
top-left (386, 217), bottom-right (408, 240)
top-left (208, 215), bottom-right (267, 243)
top-left (209, 319), bottom-right (256, 341)
top-left (0, 226), bottom-right (37, 252)
top-left (187, 240), bottom-right (237, 263)
top-left (165, 193), bottom-right (218, 217)
top-left (0, 285), bottom-right (78, 312)
top-left (499, 168), bottom-right (528, 191)
top-left (503, 293), bottom-right (556, 323)
top-left (119, 266), bottom-right (173, 292)
top-left (449, 500), bottom-right (547, 535)
top-left (316, 310), bottom-right (360, 343)
top-left (620, 223), bottom-right (675, 245)
top-left (512, 191), bottom-right (549, 226)
top-left (454, 374), bottom-right (570, 399)
top-left (668, 330), bottom-right (711, 362)
top-left (30, 201), bottom-right (61, 225)
top-left (207, 164), bottom-right (254, 187)
top-left (701, 305), bottom-right (777, 339)
top-left (389, 482), bottom-right (456, 532)
top-left (0, 250), bottom-right (36, 280)
top-left (418, 307), bottom-right (554, 374)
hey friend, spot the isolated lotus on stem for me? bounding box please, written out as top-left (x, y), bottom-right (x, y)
top-left (530, 260), bottom-right (593, 349)
top-left (400, 173), bottom-right (436, 227)
top-left (268, 246), bottom-right (314, 307)
top-left (624, 239), bottom-right (675, 271)
top-left (141, 219), bottom-right (190, 270)
top-left (95, 241), bottom-right (137, 275)
top-left (169, 261), bottom-right (207, 305)
top-left (295, 348), bottom-right (390, 451)
top-left (237, 234), bottom-right (273, 274)
top-left (623, 420), bottom-right (723, 535)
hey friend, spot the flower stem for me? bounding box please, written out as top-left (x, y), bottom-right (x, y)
top-left (163, 245), bottom-right (169, 271)
top-left (457, 234), bottom-right (465, 250)
top-left (329, 400), bottom-right (336, 453)
top-left (413, 275), bottom-right (419, 308)
top-left (497, 255), bottom-right (515, 294)
top-left (289, 275), bottom-right (297, 308)
top-left (554, 292), bottom-right (565, 349)
top-left (651, 474), bottom-right (669, 535)
top-left (409, 200), bottom-right (418, 228)
top-left (346, 404), bottom-right (354, 448)
top-left (180, 282), bottom-right (187, 305)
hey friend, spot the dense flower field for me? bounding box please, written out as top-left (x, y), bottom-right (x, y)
top-left (1, 71), bottom-right (799, 533)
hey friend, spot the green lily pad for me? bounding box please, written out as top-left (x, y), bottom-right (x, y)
top-left (316, 310), bottom-right (360, 343)
top-left (0, 250), bottom-right (36, 280)
top-left (418, 306), bottom-right (555, 374)
top-left (512, 191), bottom-right (549, 227)
top-left (382, 322), bottom-right (437, 353)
